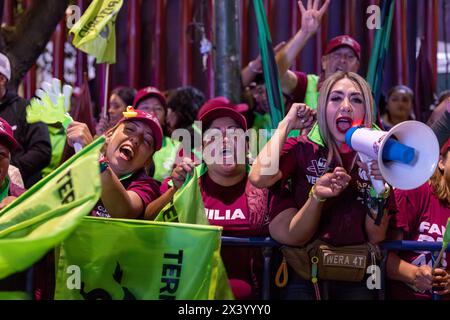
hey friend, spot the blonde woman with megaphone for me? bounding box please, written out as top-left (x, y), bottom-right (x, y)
top-left (250, 72), bottom-right (390, 300)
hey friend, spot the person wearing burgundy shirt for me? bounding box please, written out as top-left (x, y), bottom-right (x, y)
top-left (0, 116), bottom-right (27, 293)
top-left (242, 0), bottom-right (361, 117)
top-left (66, 107), bottom-right (162, 219)
top-left (386, 139), bottom-right (450, 299)
top-left (249, 72), bottom-right (390, 300)
top-left (146, 97), bottom-right (280, 299)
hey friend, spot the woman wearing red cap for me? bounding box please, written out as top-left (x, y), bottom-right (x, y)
top-left (95, 86), bottom-right (137, 136)
top-left (145, 97), bottom-right (280, 299)
top-left (133, 86), bottom-right (181, 183)
top-left (0, 117), bottom-right (25, 209)
top-left (67, 107), bottom-right (162, 219)
top-left (386, 139), bottom-right (450, 299)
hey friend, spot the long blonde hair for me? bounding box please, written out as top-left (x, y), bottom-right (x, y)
top-left (429, 151), bottom-right (450, 203)
top-left (316, 72), bottom-right (374, 168)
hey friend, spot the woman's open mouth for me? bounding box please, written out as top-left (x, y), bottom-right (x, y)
top-left (119, 145), bottom-right (134, 161)
top-left (336, 117), bottom-right (353, 134)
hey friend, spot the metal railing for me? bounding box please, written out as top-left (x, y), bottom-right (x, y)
top-left (221, 237), bottom-right (450, 300)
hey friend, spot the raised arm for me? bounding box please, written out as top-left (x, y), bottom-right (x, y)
top-left (241, 42), bottom-right (286, 87)
top-left (249, 103), bottom-right (315, 188)
top-left (276, 0), bottom-right (330, 94)
top-left (144, 158), bottom-right (195, 220)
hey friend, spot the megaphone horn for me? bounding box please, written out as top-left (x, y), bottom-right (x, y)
top-left (345, 121), bottom-right (439, 192)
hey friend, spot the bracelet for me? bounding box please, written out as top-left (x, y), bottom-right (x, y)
top-left (309, 185), bottom-right (326, 203)
top-left (99, 155), bottom-right (109, 173)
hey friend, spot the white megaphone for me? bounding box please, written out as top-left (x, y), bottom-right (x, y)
top-left (345, 121), bottom-right (439, 195)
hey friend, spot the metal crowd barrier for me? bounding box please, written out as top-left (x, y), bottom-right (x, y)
top-left (221, 237), bottom-right (450, 300)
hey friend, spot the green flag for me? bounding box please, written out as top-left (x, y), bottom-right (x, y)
top-left (253, 0), bottom-right (285, 129)
top-left (70, 0), bottom-right (123, 64)
top-left (0, 137), bottom-right (104, 280)
top-left (366, 0), bottom-right (395, 118)
top-left (155, 165), bottom-right (209, 225)
top-left (55, 217), bottom-right (233, 300)
top-left (154, 165), bottom-right (234, 299)
top-left (444, 218), bottom-right (450, 248)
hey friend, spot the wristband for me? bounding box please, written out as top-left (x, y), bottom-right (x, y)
top-left (309, 185), bottom-right (326, 203)
top-left (99, 155), bottom-right (109, 173)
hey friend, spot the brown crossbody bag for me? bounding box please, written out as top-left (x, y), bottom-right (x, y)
top-left (281, 239), bottom-right (379, 282)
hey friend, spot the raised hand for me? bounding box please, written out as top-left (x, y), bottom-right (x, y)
top-left (248, 41), bottom-right (286, 74)
top-left (171, 157), bottom-right (196, 190)
top-left (284, 103), bottom-right (316, 131)
top-left (298, 0), bottom-right (330, 36)
top-left (67, 121), bottom-right (94, 148)
top-left (314, 167), bottom-right (351, 199)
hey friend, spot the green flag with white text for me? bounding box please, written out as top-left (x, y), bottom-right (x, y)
top-left (0, 137), bottom-right (104, 280)
top-left (70, 0), bottom-right (123, 64)
top-left (55, 217), bottom-right (232, 300)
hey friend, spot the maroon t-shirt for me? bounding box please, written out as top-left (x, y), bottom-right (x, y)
top-left (388, 183), bottom-right (450, 299)
top-left (199, 173), bottom-right (272, 299)
top-left (272, 136), bottom-right (374, 246)
top-left (91, 169), bottom-right (161, 218)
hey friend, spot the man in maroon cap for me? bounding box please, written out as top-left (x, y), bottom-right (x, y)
top-left (277, 0), bottom-right (359, 109)
top-left (0, 117), bottom-right (25, 209)
top-left (243, 0), bottom-right (362, 111)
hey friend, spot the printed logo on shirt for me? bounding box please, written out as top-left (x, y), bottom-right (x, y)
top-left (306, 158), bottom-right (327, 185)
top-left (204, 208), bottom-right (246, 221)
top-left (307, 158), bottom-right (327, 176)
top-left (411, 221), bottom-right (447, 268)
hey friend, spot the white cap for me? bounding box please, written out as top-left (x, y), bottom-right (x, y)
top-left (0, 53), bottom-right (11, 81)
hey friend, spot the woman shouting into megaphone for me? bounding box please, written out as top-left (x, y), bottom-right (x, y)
top-left (249, 72), bottom-right (390, 300)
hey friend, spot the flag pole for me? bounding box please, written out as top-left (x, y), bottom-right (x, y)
top-left (102, 63), bottom-right (110, 119)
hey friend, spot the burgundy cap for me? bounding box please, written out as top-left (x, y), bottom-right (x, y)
top-left (119, 106), bottom-right (163, 151)
top-left (441, 138), bottom-right (450, 156)
top-left (133, 86), bottom-right (167, 110)
top-left (325, 35), bottom-right (361, 60)
top-left (197, 97), bottom-right (248, 130)
top-left (0, 117), bottom-right (19, 151)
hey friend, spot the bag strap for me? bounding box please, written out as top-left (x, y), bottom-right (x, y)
top-left (275, 257), bottom-right (288, 288)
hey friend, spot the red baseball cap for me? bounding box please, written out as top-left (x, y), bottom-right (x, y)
top-left (133, 86), bottom-right (167, 110)
top-left (0, 117), bottom-right (19, 151)
top-left (119, 106), bottom-right (163, 151)
top-left (325, 35), bottom-right (361, 60)
top-left (441, 138), bottom-right (450, 156)
top-left (197, 97), bottom-right (248, 130)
